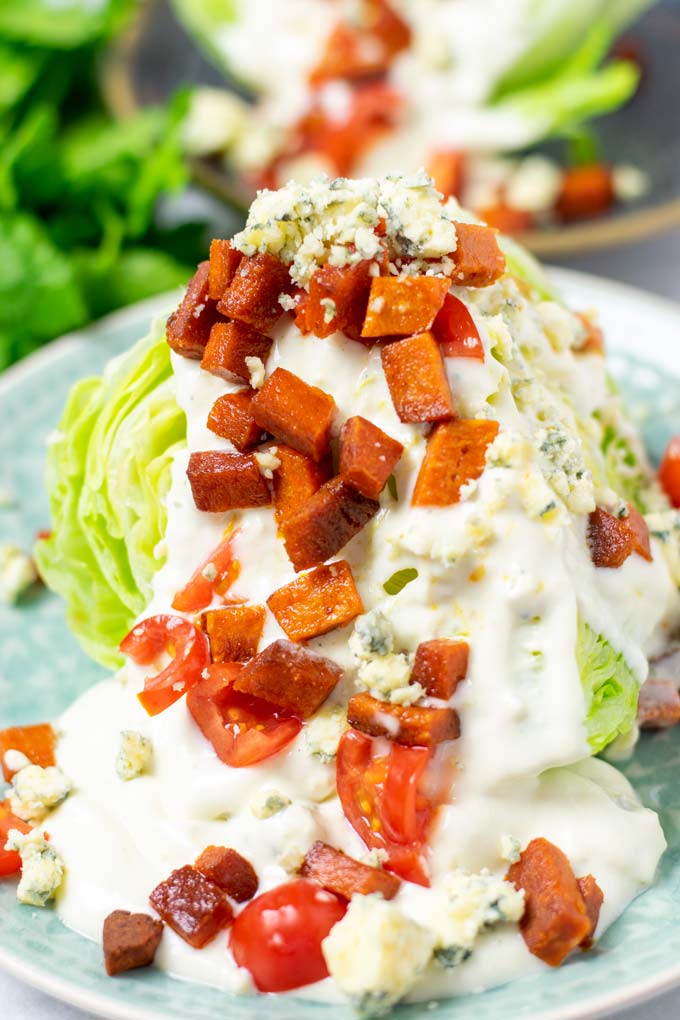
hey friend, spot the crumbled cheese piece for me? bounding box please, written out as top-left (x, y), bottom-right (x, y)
top-left (245, 356), bottom-right (266, 389)
top-left (350, 610), bottom-right (394, 660)
top-left (646, 510), bottom-right (680, 586)
top-left (304, 705), bottom-right (348, 762)
top-left (357, 654), bottom-right (422, 706)
top-left (250, 789), bottom-right (291, 820)
top-left (613, 164), bottom-right (649, 203)
top-left (0, 544), bottom-right (38, 604)
top-left (536, 302), bottom-right (578, 354)
top-left (505, 156), bottom-right (562, 214)
top-left (254, 448), bottom-right (281, 479)
top-left (320, 297), bottom-right (337, 325)
top-left (499, 835), bottom-right (522, 864)
top-left (115, 731), bottom-right (153, 782)
top-left (4, 749), bottom-right (31, 773)
top-left (9, 765), bottom-right (71, 825)
top-left (323, 894), bottom-right (435, 1015)
top-left (232, 172), bottom-right (459, 286)
top-left (361, 848), bottom-right (389, 869)
top-left (432, 869), bottom-right (525, 968)
top-left (278, 292), bottom-right (296, 311)
top-left (182, 87), bottom-right (248, 157)
top-left (201, 561), bottom-right (218, 582)
top-left (5, 828), bottom-right (65, 907)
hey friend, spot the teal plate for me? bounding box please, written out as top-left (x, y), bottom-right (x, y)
top-left (1, 271), bottom-right (680, 1020)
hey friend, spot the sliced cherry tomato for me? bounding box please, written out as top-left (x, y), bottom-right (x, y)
top-left (336, 729), bottom-right (435, 886)
top-left (187, 665), bottom-right (302, 768)
top-left (120, 614), bottom-right (209, 717)
top-left (660, 436), bottom-right (680, 508)
top-left (171, 532), bottom-right (240, 613)
top-left (432, 294), bottom-right (484, 361)
top-left (230, 879), bottom-right (346, 991)
top-left (0, 801), bottom-right (30, 877)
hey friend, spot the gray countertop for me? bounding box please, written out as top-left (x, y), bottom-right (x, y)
top-left (2, 228), bottom-right (679, 1019)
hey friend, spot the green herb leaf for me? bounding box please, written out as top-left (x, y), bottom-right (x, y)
top-left (387, 474), bottom-right (398, 501)
top-left (383, 567), bottom-right (418, 596)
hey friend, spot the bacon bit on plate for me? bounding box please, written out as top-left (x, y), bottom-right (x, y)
top-left (103, 910), bottom-right (163, 977)
top-left (195, 846), bottom-right (259, 903)
top-left (381, 332), bottom-right (455, 423)
top-left (637, 679), bottom-right (680, 730)
top-left (206, 391), bottom-right (264, 451)
top-left (166, 262), bottom-right (222, 360)
top-left (272, 446), bottom-right (332, 529)
top-left (201, 321), bottom-right (273, 384)
top-left (208, 239), bottom-right (242, 301)
top-left (410, 639), bottom-right (469, 700)
top-left (362, 276), bottom-right (450, 338)
top-left (187, 451), bottom-right (272, 512)
top-left (233, 639), bottom-right (343, 719)
top-left (218, 253), bottom-right (291, 333)
top-left (149, 865), bottom-right (233, 948)
top-left (347, 692), bottom-right (460, 746)
top-left (300, 840), bottom-right (401, 900)
top-left (338, 416), bottom-right (404, 499)
top-left (200, 604), bottom-right (266, 663)
top-left (587, 504), bottom-right (652, 569)
top-left (451, 223), bottom-right (506, 287)
top-left (412, 419), bottom-right (499, 507)
top-left (281, 477), bottom-right (380, 572)
top-left (267, 560), bottom-right (364, 642)
top-left (251, 368), bottom-right (337, 463)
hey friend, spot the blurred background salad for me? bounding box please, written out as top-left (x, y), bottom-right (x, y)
top-left (1, 0), bottom-right (678, 371)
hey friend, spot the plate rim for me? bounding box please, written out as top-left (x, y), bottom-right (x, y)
top-left (2, 270), bottom-right (680, 1020)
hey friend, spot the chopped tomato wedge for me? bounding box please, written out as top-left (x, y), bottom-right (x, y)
top-left (659, 436), bottom-right (680, 508)
top-left (171, 532), bottom-right (240, 613)
top-left (0, 801), bottom-right (30, 877)
top-left (230, 879), bottom-right (346, 991)
top-left (186, 665), bottom-right (302, 768)
top-left (336, 729), bottom-right (437, 886)
top-left (432, 294), bottom-right (484, 360)
top-left (120, 615), bottom-right (209, 717)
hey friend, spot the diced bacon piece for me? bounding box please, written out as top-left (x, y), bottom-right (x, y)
top-left (195, 846), bottom-right (259, 903)
top-left (166, 262), bottom-right (222, 360)
top-left (660, 436), bottom-right (680, 508)
top-left (208, 239), bottom-right (242, 301)
top-left (506, 838), bottom-right (591, 967)
top-left (233, 639), bottom-right (342, 719)
top-left (575, 312), bottom-right (605, 355)
top-left (300, 840), bottom-right (401, 900)
top-left (201, 321), bottom-right (273, 383)
top-left (432, 294), bottom-right (484, 360)
top-left (103, 910), bottom-right (163, 976)
top-left (306, 261), bottom-right (374, 340)
top-left (411, 639), bottom-right (469, 700)
top-left (381, 332), bottom-right (454, 424)
top-left (412, 419), bottom-right (499, 506)
top-left (577, 874), bottom-right (604, 949)
top-left (149, 865), bottom-right (233, 949)
top-left (637, 679), bottom-right (680, 729)
top-left (339, 416), bottom-right (404, 499)
top-left (347, 692), bottom-right (460, 746)
top-left (309, 0), bottom-right (410, 84)
top-left (361, 276), bottom-right (450, 338)
top-left (281, 477), bottom-right (380, 572)
top-left (187, 452), bottom-right (271, 512)
top-left (451, 223), bottom-right (506, 287)
top-left (587, 505), bottom-right (652, 569)
top-left (200, 605), bottom-right (266, 663)
top-left (207, 391), bottom-right (263, 451)
top-left (293, 289), bottom-right (311, 334)
top-left (251, 368), bottom-right (336, 462)
top-left (0, 723), bottom-right (56, 782)
top-left (218, 253), bottom-right (291, 333)
top-left (427, 149), bottom-right (465, 199)
top-left (273, 446), bottom-right (332, 528)
top-left (267, 561), bottom-right (364, 642)
top-left (556, 165), bottom-right (614, 221)
top-left (479, 204), bottom-right (535, 235)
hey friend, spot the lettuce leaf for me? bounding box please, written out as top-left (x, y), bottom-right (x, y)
top-left (576, 618), bottom-right (640, 753)
top-left (34, 319), bottom-right (186, 668)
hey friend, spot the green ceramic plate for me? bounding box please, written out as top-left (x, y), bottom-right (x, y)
top-left (1, 271), bottom-right (680, 1020)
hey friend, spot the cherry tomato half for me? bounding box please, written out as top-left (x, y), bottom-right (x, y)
top-left (0, 801), bottom-right (30, 877)
top-left (171, 532), bottom-right (240, 614)
top-left (120, 614), bottom-right (209, 716)
top-left (187, 665), bottom-right (301, 768)
top-left (433, 294), bottom-right (484, 361)
top-left (660, 436), bottom-right (680, 509)
top-left (230, 879), bottom-right (346, 991)
top-left (336, 729), bottom-right (434, 886)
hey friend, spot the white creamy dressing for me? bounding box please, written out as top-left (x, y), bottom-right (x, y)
top-left (47, 269), bottom-right (675, 1004)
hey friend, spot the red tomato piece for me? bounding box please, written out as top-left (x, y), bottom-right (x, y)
top-left (120, 615), bottom-right (210, 717)
top-left (171, 533), bottom-right (240, 613)
top-left (432, 294), bottom-right (484, 360)
top-left (0, 801), bottom-right (30, 877)
top-left (187, 665), bottom-right (302, 768)
top-left (660, 436), bottom-right (680, 508)
top-left (230, 879), bottom-right (346, 991)
top-left (336, 729), bottom-right (435, 886)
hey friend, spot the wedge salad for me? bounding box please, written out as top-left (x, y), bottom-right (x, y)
top-left (3, 171), bottom-right (680, 1014)
top-left (179, 0), bottom-right (654, 230)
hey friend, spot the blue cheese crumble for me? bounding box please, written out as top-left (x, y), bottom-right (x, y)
top-left (0, 544), bottom-right (38, 604)
top-left (322, 894), bottom-right (436, 1016)
top-left (5, 828), bottom-right (65, 907)
top-left (431, 869), bottom-right (525, 968)
top-left (232, 172), bottom-right (458, 286)
top-left (9, 765), bottom-right (71, 824)
top-left (116, 731), bottom-right (153, 781)
top-left (350, 610), bottom-right (423, 705)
